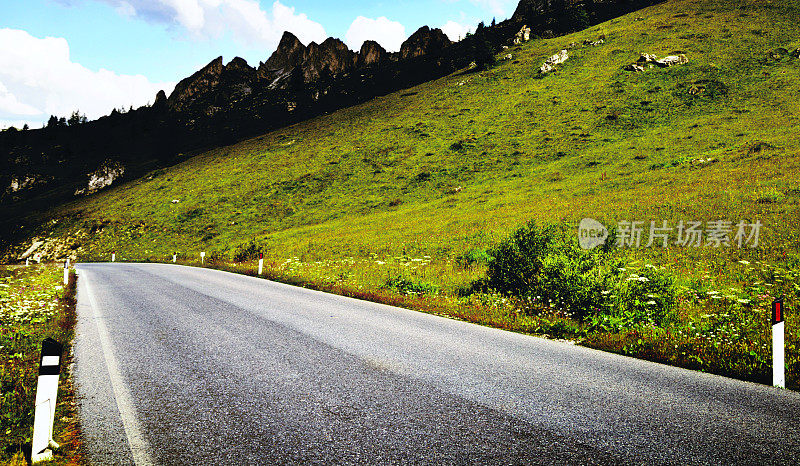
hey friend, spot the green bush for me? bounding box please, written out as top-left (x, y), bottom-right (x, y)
top-left (457, 248), bottom-right (494, 267)
top-left (482, 221), bottom-right (675, 324)
top-left (385, 273), bottom-right (439, 296)
top-left (233, 240), bottom-right (261, 263)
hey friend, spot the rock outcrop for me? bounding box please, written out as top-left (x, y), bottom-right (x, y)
top-left (219, 57), bottom-right (257, 101)
top-left (302, 38), bottom-right (356, 82)
top-left (7, 174), bottom-right (49, 194)
top-left (625, 53), bottom-right (688, 71)
top-left (152, 89), bottom-right (167, 110)
top-left (513, 25), bottom-right (532, 44)
top-left (74, 160), bottom-right (125, 196)
top-left (512, 0), bottom-right (558, 23)
top-left (539, 49), bottom-right (569, 73)
top-left (257, 32), bottom-right (306, 88)
top-left (655, 54), bottom-right (688, 67)
top-left (400, 26), bottom-right (451, 60)
top-left (358, 40), bottom-right (388, 67)
top-left (167, 57), bottom-right (224, 112)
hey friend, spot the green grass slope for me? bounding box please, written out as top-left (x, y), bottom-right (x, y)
top-left (15, 0), bottom-right (800, 385)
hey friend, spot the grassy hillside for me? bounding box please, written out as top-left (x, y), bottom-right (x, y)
top-left (14, 0), bottom-right (800, 386)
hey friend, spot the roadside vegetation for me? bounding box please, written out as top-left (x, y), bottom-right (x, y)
top-left (6, 0), bottom-right (800, 389)
top-left (0, 265), bottom-right (83, 465)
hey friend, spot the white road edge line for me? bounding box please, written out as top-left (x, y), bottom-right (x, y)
top-left (81, 271), bottom-right (156, 466)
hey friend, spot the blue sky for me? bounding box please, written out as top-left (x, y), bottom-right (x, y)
top-left (0, 0), bottom-right (519, 129)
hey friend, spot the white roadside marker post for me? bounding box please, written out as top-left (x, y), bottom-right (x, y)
top-left (31, 338), bottom-right (63, 463)
top-left (111, 252), bottom-right (116, 262)
top-left (26, 258), bottom-right (29, 266)
top-left (773, 297), bottom-right (785, 388)
top-left (63, 260), bottom-right (69, 286)
top-left (201, 251), bottom-right (205, 265)
top-left (258, 252), bottom-right (264, 276)
top-left (173, 252), bottom-right (177, 263)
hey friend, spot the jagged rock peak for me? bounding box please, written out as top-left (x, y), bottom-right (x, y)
top-left (153, 90), bottom-right (167, 109)
top-left (358, 40), bottom-right (387, 67)
top-left (225, 56), bottom-right (253, 72)
top-left (167, 56), bottom-right (224, 112)
top-left (400, 26), bottom-right (451, 60)
top-left (222, 56), bottom-right (257, 86)
top-left (258, 31), bottom-right (306, 81)
top-left (302, 37), bottom-right (356, 82)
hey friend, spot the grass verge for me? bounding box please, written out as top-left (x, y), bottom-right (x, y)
top-left (1, 265), bottom-right (84, 465)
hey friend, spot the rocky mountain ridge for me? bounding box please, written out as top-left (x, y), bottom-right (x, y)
top-left (164, 26), bottom-right (452, 118)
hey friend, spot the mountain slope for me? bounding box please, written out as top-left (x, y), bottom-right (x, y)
top-left (28, 0), bottom-right (798, 265)
top-left (2, 0), bottom-right (661, 219)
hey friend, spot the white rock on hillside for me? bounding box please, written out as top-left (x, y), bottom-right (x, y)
top-left (539, 50), bottom-right (569, 73)
top-left (655, 54), bottom-right (689, 67)
top-left (513, 25), bottom-right (531, 44)
top-left (74, 160), bottom-right (125, 196)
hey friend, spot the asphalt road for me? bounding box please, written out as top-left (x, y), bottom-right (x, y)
top-left (73, 263), bottom-right (800, 465)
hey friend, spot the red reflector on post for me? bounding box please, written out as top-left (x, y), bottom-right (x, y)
top-left (772, 297), bottom-right (784, 325)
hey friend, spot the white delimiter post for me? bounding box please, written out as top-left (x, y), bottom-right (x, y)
top-left (201, 252), bottom-right (206, 264)
top-left (63, 260), bottom-right (69, 285)
top-left (773, 298), bottom-right (785, 388)
top-left (31, 338), bottom-right (63, 463)
top-left (111, 253), bottom-right (116, 262)
top-left (258, 252), bottom-right (264, 275)
top-left (173, 252), bottom-right (177, 263)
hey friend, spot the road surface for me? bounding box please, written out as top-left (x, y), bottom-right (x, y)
top-left (73, 263), bottom-right (800, 464)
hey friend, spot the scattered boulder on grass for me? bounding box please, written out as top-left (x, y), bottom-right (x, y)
top-left (539, 50), bottom-right (569, 74)
top-left (513, 25), bottom-right (531, 44)
top-left (637, 53), bottom-right (659, 64)
top-left (624, 53), bottom-right (688, 71)
top-left (624, 63), bottom-right (646, 72)
top-left (655, 54), bottom-right (689, 67)
top-left (583, 37), bottom-right (605, 46)
top-left (503, 54), bottom-right (513, 60)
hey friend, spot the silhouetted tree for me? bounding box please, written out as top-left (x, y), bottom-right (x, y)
top-left (467, 37), bottom-right (496, 71)
top-left (68, 110), bottom-right (88, 126)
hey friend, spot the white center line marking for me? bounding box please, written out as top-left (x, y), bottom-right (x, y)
top-left (82, 272), bottom-right (156, 465)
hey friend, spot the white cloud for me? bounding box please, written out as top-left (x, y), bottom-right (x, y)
top-left (271, 1), bottom-right (326, 45)
top-left (0, 28), bottom-right (174, 128)
top-left (471, 0), bottom-right (510, 17)
top-left (441, 20), bottom-right (472, 42)
top-left (0, 82), bottom-right (41, 116)
top-left (96, 0), bottom-right (326, 47)
top-left (344, 16), bottom-right (406, 53)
